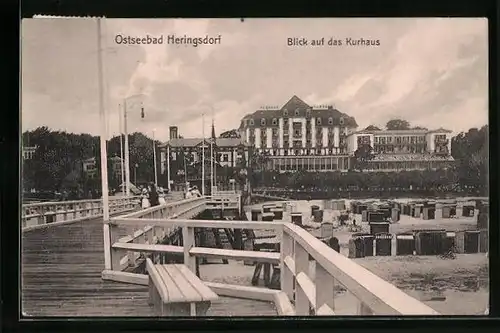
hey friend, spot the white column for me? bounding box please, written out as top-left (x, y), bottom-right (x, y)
top-left (322, 127), bottom-right (328, 148)
top-left (288, 119), bottom-right (293, 148)
top-left (160, 149), bottom-right (166, 174)
top-left (334, 126), bottom-right (340, 148)
top-left (255, 128), bottom-right (261, 149)
top-left (279, 118), bottom-right (284, 149)
top-left (266, 128), bottom-right (272, 148)
top-left (246, 128), bottom-right (250, 143)
top-left (301, 119), bottom-right (306, 148)
top-left (311, 117), bottom-right (316, 148)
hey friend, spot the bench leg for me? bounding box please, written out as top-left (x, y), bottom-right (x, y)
top-left (160, 301), bottom-right (212, 316)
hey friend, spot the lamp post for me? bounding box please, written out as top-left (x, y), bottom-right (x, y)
top-left (152, 129), bottom-right (158, 185)
top-left (134, 163), bottom-right (139, 185)
top-left (96, 18), bottom-right (111, 270)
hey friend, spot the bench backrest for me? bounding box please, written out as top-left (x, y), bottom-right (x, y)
top-left (146, 259), bottom-right (218, 303)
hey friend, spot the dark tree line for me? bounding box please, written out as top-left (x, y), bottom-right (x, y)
top-left (22, 127), bottom-right (162, 194)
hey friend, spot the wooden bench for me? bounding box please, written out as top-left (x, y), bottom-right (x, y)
top-left (146, 259), bottom-right (219, 316)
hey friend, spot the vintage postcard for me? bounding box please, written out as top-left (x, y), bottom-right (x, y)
top-left (21, 17), bottom-right (489, 317)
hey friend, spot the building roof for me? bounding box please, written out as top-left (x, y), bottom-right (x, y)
top-left (349, 127), bottom-right (452, 136)
top-left (160, 137), bottom-right (248, 148)
top-left (239, 95), bottom-right (358, 129)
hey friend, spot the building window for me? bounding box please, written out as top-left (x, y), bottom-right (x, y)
top-left (284, 118), bottom-right (288, 126)
top-left (261, 118), bottom-right (266, 126)
top-left (328, 117), bottom-right (333, 125)
top-left (294, 129), bottom-right (301, 137)
top-left (249, 119), bottom-right (254, 125)
top-left (284, 150), bottom-right (288, 156)
top-left (272, 118), bottom-right (277, 125)
top-left (283, 109), bottom-right (288, 116)
top-left (306, 108), bottom-right (312, 117)
top-left (295, 109), bottom-right (300, 116)
top-left (316, 118), bottom-right (322, 125)
top-left (339, 117), bottom-right (344, 125)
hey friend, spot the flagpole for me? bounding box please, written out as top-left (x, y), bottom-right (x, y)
top-left (119, 104), bottom-right (125, 195)
top-left (167, 144), bottom-right (171, 191)
top-left (123, 99), bottom-right (131, 196)
top-left (202, 114), bottom-right (205, 196)
top-left (97, 18), bottom-right (111, 270)
top-left (210, 125), bottom-right (214, 194)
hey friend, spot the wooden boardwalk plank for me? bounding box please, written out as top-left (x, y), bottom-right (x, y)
top-left (22, 218), bottom-right (277, 317)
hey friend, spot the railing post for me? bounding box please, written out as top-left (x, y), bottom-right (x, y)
top-left (109, 223), bottom-right (125, 271)
top-left (315, 264), bottom-right (335, 314)
top-left (294, 240), bottom-right (310, 315)
top-left (357, 301), bottom-right (374, 315)
top-left (182, 226), bottom-right (196, 273)
top-left (280, 229), bottom-right (294, 301)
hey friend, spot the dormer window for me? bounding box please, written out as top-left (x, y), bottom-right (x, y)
top-left (339, 117), bottom-right (345, 125)
top-left (328, 117), bottom-right (333, 125)
top-left (249, 119), bottom-right (254, 126)
top-left (261, 118), bottom-right (266, 126)
top-left (283, 109), bottom-right (288, 117)
top-left (272, 118), bottom-right (278, 125)
top-left (316, 118), bottom-right (322, 125)
top-left (294, 108), bottom-right (300, 116)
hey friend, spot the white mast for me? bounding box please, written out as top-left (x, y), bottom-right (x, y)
top-left (202, 114), bottom-right (205, 196)
top-left (123, 99), bottom-right (131, 196)
top-left (119, 104), bottom-right (125, 194)
top-left (97, 18), bottom-right (110, 270)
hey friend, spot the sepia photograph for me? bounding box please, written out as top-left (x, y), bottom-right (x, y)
top-left (21, 17), bottom-right (489, 317)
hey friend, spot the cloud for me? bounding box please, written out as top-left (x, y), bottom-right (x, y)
top-left (22, 18), bottom-right (488, 142)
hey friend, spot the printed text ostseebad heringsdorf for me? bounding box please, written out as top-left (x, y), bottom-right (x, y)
top-left (114, 34), bottom-right (222, 47)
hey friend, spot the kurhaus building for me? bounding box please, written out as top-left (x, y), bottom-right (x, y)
top-left (239, 95), bottom-right (454, 173)
top-left (238, 95), bottom-right (358, 172)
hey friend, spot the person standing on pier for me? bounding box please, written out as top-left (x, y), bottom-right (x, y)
top-left (191, 185), bottom-right (202, 197)
top-left (148, 182), bottom-right (160, 207)
top-left (141, 188), bottom-right (150, 209)
top-left (158, 187), bottom-right (166, 205)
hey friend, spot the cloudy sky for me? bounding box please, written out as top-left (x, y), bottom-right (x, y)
top-left (21, 18), bottom-right (488, 141)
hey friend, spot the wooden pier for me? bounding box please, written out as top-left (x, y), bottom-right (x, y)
top-left (22, 193), bottom-right (440, 317)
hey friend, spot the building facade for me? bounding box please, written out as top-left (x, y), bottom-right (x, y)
top-left (159, 126), bottom-right (250, 182)
top-left (238, 95), bottom-right (358, 172)
top-left (22, 146), bottom-right (37, 160)
top-left (82, 156), bottom-right (124, 179)
top-left (346, 128), bottom-right (454, 171)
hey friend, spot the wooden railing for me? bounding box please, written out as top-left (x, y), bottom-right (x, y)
top-left (281, 223), bottom-right (440, 316)
top-left (102, 199), bottom-right (440, 316)
top-left (206, 193), bottom-right (242, 214)
top-left (22, 196), bottom-right (141, 231)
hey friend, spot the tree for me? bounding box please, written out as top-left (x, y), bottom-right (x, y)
top-left (353, 144), bottom-right (374, 171)
top-left (365, 125), bottom-right (381, 131)
top-left (386, 119), bottom-right (411, 130)
top-left (219, 129), bottom-right (241, 139)
top-left (412, 126), bottom-right (428, 130)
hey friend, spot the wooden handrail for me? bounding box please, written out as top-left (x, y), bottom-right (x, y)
top-left (105, 194), bottom-right (439, 316)
top-left (282, 223), bottom-right (440, 316)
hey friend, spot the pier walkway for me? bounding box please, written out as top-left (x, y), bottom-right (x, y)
top-left (22, 193), bottom-right (440, 317)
